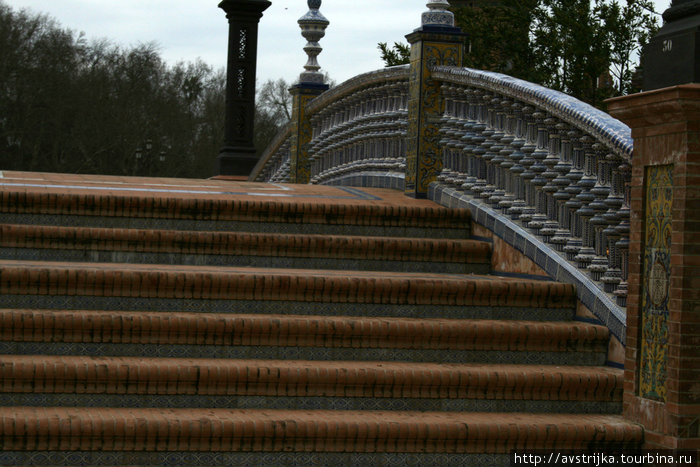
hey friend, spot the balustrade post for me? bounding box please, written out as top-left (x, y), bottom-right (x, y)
top-left (506, 103), bottom-right (528, 219)
top-left (289, 0), bottom-right (330, 184)
top-left (404, 0), bottom-right (466, 198)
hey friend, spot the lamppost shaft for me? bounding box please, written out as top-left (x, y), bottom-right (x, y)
top-left (218, 0), bottom-right (271, 176)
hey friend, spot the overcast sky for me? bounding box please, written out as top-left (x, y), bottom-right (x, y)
top-left (8, 0), bottom-right (670, 88)
top-left (8, 0), bottom-right (427, 86)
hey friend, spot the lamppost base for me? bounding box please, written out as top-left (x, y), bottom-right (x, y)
top-left (217, 148), bottom-right (259, 177)
top-left (642, 2), bottom-right (700, 91)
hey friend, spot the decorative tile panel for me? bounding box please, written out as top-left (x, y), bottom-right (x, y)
top-left (289, 86), bottom-right (326, 183)
top-left (639, 164), bottom-right (673, 401)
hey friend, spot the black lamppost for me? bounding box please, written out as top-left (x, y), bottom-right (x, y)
top-left (642, 0), bottom-right (700, 90)
top-left (217, 0), bottom-right (271, 176)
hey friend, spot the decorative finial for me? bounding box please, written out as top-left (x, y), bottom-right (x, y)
top-left (297, 0), bottom-right (329, 85)
top-left (421, 0), bottom-right (455, 28)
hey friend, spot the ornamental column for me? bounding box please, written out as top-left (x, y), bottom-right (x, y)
top-left (289, 0), bottom-right (330, 184)
top-left (218, 0), bottom-right (271, 177)
top-left (405, 0), bottom-right (467, 198)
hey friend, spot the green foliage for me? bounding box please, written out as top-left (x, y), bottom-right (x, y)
top-left (378, 0), bottom-right (659, 108)
top-left (529, 0), bottom-right (658, 106)
top-left (377, 42), bottom-right (411, 67)
top-left (0, 2), bottom-right (289, 177)
top-left (455, 0), bottom-right (541, 82)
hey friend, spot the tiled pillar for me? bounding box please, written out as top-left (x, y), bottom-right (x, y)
top-left (404, 1), bottom-right (466, 198)
top-left (289, 0), bottom-right (329, 184)
top-left (607, 84), bottom-right (700, 451)
top-left (289, 84), bottom-right (327, 184)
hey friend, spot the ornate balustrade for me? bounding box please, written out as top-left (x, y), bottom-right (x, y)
top-left (251, 122), bottom-right (292, 182)
top-left (306, 66), bottom-right (409, 186)
top-left (432, 66), bottom-right (632, 310)
top-left (252, 66), bottom-right (410, 187)
top-left (251, 64), bottom-right (633, 340)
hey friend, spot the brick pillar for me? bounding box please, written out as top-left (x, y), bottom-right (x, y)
top-left (289, 84), bottom-right (327, 184)
top-left (607, 84), bottom-right (700, 451)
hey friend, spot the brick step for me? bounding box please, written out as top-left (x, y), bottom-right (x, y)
top-left (0, 261), bottom-right (576, 320)
top-left (0, 310), bottom-right (609, 365)
top-left (0, 189), bottom-right (471, 238)
top-left (0, 224), bottom-right (491, 273)
top-left (0, 408), bottom-right (643, 456)
top-left (0, 355), bottom-right (623, 413)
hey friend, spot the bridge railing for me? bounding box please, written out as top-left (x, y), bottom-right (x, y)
top-left (306, 66), bottom-right (409, 187)
top-left (251, 123), bottom-right (292, 183)
top-left (250, 63), bottom-right (631, 341)
top-left (251, 67), bottom-right (409, 186)
top-left (432, 66), bottom-right (632, 309)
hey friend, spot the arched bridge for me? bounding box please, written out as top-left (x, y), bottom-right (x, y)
top-left (252, 63), bottom-right (632, 345)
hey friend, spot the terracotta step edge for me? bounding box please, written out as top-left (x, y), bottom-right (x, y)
top-left (0, 309), bottom-right (609, 351)
top-left (0, 407), bottom-right (644, 452)
top-left (0, 355), bottom-right (623, 401)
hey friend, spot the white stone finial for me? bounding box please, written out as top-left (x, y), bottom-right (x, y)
top-left (298, 0), bottom-right (329, 84)
top-left (422, 0), bottom-right (455, 28)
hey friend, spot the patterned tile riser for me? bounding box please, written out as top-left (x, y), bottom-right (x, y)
top-left (0, 248), bottom-right (490, 275)
top-left (0, 296), bottom-right (574, 321)
top-left (0, 214), bottom-right (468, 239)
top-left (0, 451), bottom-right (511, 467)
top-left (1, 394), bottom-right (622, 414)
top-left (0, 342), bottom-right (606, 366)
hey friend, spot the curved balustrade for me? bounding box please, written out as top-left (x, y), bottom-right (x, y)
top-left (307, 65), bottom-right (409, 185)
top-left (251, 64), bottom-right (633, 339)
top-left (251, 123), bottom-right (292, 183)
top-left (432, 66), bottom-right (632, 312)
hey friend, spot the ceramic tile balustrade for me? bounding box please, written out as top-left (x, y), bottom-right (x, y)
top-left (251, 65), bottom-right (632, 340)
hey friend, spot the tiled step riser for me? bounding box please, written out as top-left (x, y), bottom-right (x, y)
top-left (2, 214), bottom-right (469, 239)
top-left (0, 248), bottom-right (490, 274)
top-left (0, 214), bottom-right (471, 239)
top-left (0, 342), bottom-right (607, 366)
top-left (1, 394), bottom-right (623, 414)
top-left (0, 451), bottom-right (513, 467)
top-left (0, 351), bottom-right (623, 414)
top-left (0, 296), bottom-right (575, 321)
top-left (0, 191), bottom-right (472, 227)
top-left (0, 225), bottom-right (488, 260)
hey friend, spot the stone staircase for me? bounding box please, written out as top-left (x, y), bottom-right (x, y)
top-left (0, 173), bottom-right (642, 466)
